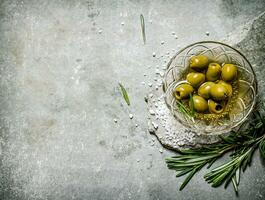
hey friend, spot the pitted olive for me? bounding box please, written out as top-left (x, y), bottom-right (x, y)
top-left (206, 63), bottom-right (221, 81)
top-left (174, 84), bottom-right (194, 100)
top-left (221, 64), bottom-right (238, 82)
top-left (187, 72), bottom-right (205, 88)
top-left (189, 55), bottom-right (209, 71)
top-left (198, 82), bottom-right (215, 99)
top-left (190, 95), bottom-right (208, 113)
top-left (217, 80), bottom-right (233, 97)
top-left (210, 83), bottom-right (229, 101)
top-left (208, 99), bottom-right (225, 114)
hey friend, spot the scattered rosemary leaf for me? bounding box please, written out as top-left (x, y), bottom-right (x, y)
top-left (119, 83), bottom-right (130, 106)
top-left (140, 14), bottom-right (146, 44)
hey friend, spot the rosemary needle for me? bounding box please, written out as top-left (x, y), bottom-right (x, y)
top-left (118, 82), bottom-right (130, 106)
top-left (140, 14), bottom-right (146, 44)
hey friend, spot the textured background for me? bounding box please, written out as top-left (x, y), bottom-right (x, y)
top-left (0, 0), bottom-right (265, 199)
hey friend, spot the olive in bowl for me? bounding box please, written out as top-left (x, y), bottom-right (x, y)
top-left (174, 83), bottom-right (194, 100)
top-left (189, 55), bottom-right (209, 71)
top-left (187, 72), bottom-right (205, 88)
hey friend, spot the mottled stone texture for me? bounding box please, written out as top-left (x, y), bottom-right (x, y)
top-left (235, 13), bottom-right (265, 99)
top-left (0, 1), bottom-right (265, 200)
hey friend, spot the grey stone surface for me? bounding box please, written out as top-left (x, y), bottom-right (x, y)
top-left (0, 0), bottom-right (265, 200)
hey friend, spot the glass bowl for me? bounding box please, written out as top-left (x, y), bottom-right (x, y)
top-left (163, 41), bottom-right (257, 135)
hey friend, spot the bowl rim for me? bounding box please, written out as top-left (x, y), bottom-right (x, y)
top-left (163, 40), bottom-right (258, 135)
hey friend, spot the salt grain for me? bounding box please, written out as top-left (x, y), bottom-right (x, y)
top-left (149, 109), bottom-right (156, 115)
top-left (152, 122), bottom-right (158, 129)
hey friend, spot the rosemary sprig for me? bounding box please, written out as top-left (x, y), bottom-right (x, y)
top-left (166, 137), bottom-right (236, 190)
top-left (205, 131), bottom-right (265, 192)
top-left (140, 14), bottom-right (146, 44)
top-left (165, 109), bottom-right (265, 193)
top-left (118, 83), bottom-right (130, 106)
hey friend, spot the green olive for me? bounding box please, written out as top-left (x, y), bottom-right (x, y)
top-left (189, 55), bottom-right (209, 71)
top-left (190, 95), bottom-right (208, 113)
top-left (210, 83), bottom-right (229, 101)
top-left (208, 99), bottom-right (225, 114)
top-left (174, 84), bottom-right (194, 100)
top-left (187, 72), bottom-right (205, 88)
top-left (221, 64), bottom-right (238, 82)
top-left (198, 82), bottom-right (215, 99)
top-left (217, 80), bottom-right (233, 97)
top-left (206, 63), bottom-right (221, 81)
